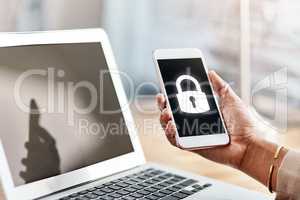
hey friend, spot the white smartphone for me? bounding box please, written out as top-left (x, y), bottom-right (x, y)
top-left (153, 48), bottom-right (230, 149)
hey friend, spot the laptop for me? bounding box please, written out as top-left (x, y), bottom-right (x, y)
top-left (0, 29), bottom-right (270, 200)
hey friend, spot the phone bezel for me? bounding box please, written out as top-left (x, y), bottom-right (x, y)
top-left (153, 48), bottom-right (230, 149)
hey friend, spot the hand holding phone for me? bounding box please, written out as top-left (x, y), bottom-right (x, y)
top-left (156, 70), bottom-right (259, 169)
top-left (153, 48), bottom-right (230, 149)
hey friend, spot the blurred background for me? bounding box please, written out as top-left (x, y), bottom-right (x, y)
top-left (0, 0), bottom-right (300, 195)
top-left (2, 0), bottom-right (300, 125)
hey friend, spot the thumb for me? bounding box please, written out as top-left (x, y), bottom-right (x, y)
top-left (208, 70), bottom-right (239, 100)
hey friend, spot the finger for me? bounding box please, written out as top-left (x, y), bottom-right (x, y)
top-left (160, 108), bottom-right (172, 129)
top-left (165, 121), bottom-right (177, 146)
top-left (208, 71), bottom-right (229, 97)
top-left (209, 70), bottom-right (240, 101)
top-left (156, 93), bottom-right (166, 111)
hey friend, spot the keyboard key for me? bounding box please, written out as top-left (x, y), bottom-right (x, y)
top-left (103, 181), bottom-right (114, 186)
top-left (173, 175), bottom-right (185, 180)
top-left (133, 172), bottom-right (144, 176)
top-left (156, 176), bottom-right (167, 181)
top-left (151, 178), bottom-right (162, 182)
top-left (145, 195), bottom-right (159, 200)
top-left (137, 189), bottom-right (151, 195)
top-left (164, 173), bottom-right (173, 177)
top-left (124, 187), bottom-right (138, 192)
top-left (84, 193), bottom-right (98, 199)
top-left (95, 185), bottom-right (105, 189)
top-left (168, 178), bottom-right (181, 184)
top-left (145, 179), bottom-right (159, 184)
top-left (100, 196), bottom-right (114, 200)
top-left (158, 181), bottom-right (172, 187)
top-left (69, 193), bottom-right (79, 198)
top-left (152, 192), bottom-right (167, 198)
top-left (144, 187), bottom-right (158, 193)
top-left (129, 193), bottom-right (144, 198)
top-left (93, 190), bottom-right (106, 196)
top-left (108, 185), bottom-right (122, 190)
top-left (160, 196), bottom-right (178, 200)
top-left (167, 186), bottom-right (180, 192)
top-left (192, 184), bottom-right (203, 189)
top-left (163, 180), bottom-right (175, 185)
top-left (143, 173), bottom-right (155, 178)
top-left (116, 190), bottom-right (130, 195)
top-left (172, 192), bottom-right (188, 199)
top-left (152, 184), bottom-right (164, 190)
top-left (138, 182), bottom-right (151, 187)
top-left (100, 188), bottom-right (114, 193)
top-left (78, 190), bottom-right (89, 195)
top-left (160, 189), bottom-right (173, 195)
top-left (180, 189), bottom-right (194, 195)
top-left (203, 183), bottom-right (212, 188)
top-left (131, 184), bottom-right (144, 190)
top-left (116, 182), bottom-right (129, 188)
top-left (121, 196), bottom-right (136, 200)
top-left (108, 193), bottom-right (122, 198)
top-left (119, 177), bottom-right (129, 181)
top-left (75, 197), bottom-right (89, 200)
top-left (111, 179), bottom-right (121, 184)
top-left (151, 170), bottom-right (164, 175)
top-left (180, 179), bottom-right (197, 186)
top-left (137, 175), bottom-right (150, 180)
top-left (171, 184), bottom-right (185, 190)
top-left (125, 179), bottom-right (139, 184)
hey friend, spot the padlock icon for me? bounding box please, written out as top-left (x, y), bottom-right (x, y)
top-left (176, 75), bottom-right (210, 114)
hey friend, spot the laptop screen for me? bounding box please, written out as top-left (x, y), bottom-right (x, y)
top-left (0, 43), bottom-right (134, 186)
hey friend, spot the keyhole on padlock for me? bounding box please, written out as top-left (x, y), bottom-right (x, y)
top-left (189, 96), bottom-right (196, 108)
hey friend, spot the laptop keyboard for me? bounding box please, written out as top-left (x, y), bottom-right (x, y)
top-left (58, 168), bottom-right (212, 200)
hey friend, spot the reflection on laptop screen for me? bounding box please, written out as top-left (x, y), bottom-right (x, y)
top-left (0, 43), bottom-right (134, 186)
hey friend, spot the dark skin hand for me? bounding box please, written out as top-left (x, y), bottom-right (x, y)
top-left (157, 70), bottom-right (288, 191)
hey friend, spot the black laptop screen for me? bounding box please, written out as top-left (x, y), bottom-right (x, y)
top-left (0, 43), bottom-right (134, 186)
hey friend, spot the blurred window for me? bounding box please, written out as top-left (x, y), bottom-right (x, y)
top-left (102, 0), bottom-right (241, 94)
top-left (250, 0), bottom-right (300, 127)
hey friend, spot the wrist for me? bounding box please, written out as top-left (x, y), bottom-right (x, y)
top-left (239, 136), bottom-right (278, 186)
top-left (238, 134), bottom-right (259, 171)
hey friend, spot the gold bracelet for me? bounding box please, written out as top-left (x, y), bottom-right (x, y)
top-left (267, 146), bottom-right (284, 193)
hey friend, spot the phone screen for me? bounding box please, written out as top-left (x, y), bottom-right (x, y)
top-left (158, 58), bottom-right (226, 137)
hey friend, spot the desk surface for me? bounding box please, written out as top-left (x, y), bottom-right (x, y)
top-left (1, 99), bottom-right (299, 200)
